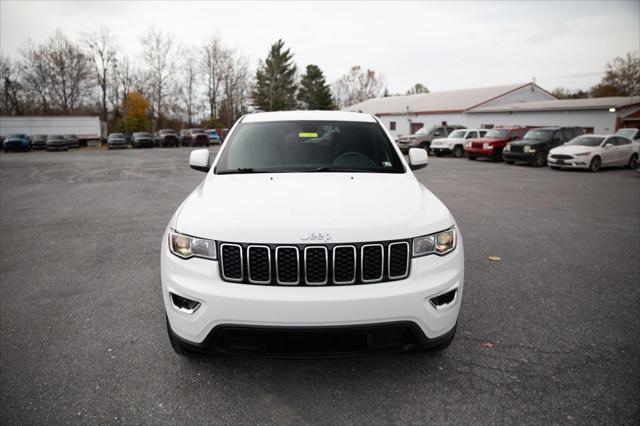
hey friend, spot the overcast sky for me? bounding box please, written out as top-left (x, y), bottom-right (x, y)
top-left (1, 0), bottom-right (638, 94)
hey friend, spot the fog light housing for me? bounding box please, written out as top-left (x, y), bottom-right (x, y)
top-left (170, 293), bottom-right (201, 314)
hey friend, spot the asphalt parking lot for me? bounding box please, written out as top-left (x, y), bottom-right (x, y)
top-left (1, 147), bottom-right (639, 425)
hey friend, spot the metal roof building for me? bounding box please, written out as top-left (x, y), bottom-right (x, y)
top-left (344, 82), bottom-right (556, 137)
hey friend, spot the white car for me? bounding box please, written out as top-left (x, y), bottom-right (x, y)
top-left (161, 110), bottom-right (464, 357)
top-left (547, 134), bottom-right (639, 172)
top-left (430, 129), bottom-right (488, 158)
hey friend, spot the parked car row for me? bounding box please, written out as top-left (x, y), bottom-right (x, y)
top-left (397, 125), bottom-right (639, 172)
top-left (107, 128), bottom-right (224, 150)
top-left (2, 133), bottom-right (81, 152)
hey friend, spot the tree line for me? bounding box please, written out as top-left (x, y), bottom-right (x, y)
top-left (1, 27), bottom-right (638, 132)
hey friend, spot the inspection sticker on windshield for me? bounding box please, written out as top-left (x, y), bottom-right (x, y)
top-left (299, 132), bottom-right (318, 138)
top-left (382, 161), bottom-right (392, 167)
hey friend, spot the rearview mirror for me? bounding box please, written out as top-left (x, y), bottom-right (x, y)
top-left (408, 148), bottom-right (428, 170)
top-left (189, 149), bottom-right (211, 172)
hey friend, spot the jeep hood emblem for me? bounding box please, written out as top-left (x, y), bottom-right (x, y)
top-left (300, 233), bottom-right (332, 242)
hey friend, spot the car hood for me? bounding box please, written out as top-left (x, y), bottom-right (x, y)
top-left (433, 137), bottom-right (465, 144)
top-left (175, 173), bottom-right (454, 244)
top-left (510, 138), bottom-right (547, 146)
top-left (550, 145), bottom-right (598, 155)
top-left (471, 137), bottom-right (507, 143)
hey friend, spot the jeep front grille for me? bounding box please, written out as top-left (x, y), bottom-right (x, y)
top-left (218, 241), bottom-right (410, 286)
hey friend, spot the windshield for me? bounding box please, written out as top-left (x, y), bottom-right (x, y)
top-left (109, 133), bottom-right (124, 139)
top-left (159, 129), bottom-right (175, 134)
top-left (524, 129), bottom-right (553, 140)
top-left (565, 136), bottom-right (604, 147)
top-left (8, 134), bottom-right (25, 139)
top-left (215, 121), bottom-right (405, 174)
top-left (485, 129), bottom-right (509, 138)
top-left (48, 135), bottom-right (64, 140)
top-left (191, 129), bottom-right (205, 133)
top-left (449, 130), bottom-right (466, 138)
top-left (133, 132), bottom-right (152, 137)
top-left (616, 129), bottom-right (636, 138)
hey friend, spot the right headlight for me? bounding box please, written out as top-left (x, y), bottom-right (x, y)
top-left (413, 227), bottom-right (457, 257)
top-left (168, 231), bottom-right (217, 260)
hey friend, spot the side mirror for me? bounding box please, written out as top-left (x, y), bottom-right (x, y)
top-left (189, 149), bottom-right (211, 172)
top-left (433, 132), bottom-right (441, 137)
top-left (408, 148), bottom-right (428, 170)
top-left (604, 142), bottom-right (614, 148)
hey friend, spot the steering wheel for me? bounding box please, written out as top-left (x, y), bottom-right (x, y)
top-left (333, 152), bottom-right (377, 168)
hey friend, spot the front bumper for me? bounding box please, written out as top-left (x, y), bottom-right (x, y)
top-left (547, 156), bottom-right (588, 169)
top-left (464, 147), bottom-right (493, 157)
top-left (161, 231), bottom-right (464, 346)
top-left (502, 151), bottom-right (535, 162)
top-left (47, 143), bottom-right (67, 150)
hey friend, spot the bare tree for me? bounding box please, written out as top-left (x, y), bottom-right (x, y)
top-left (220, 50), bottom-right (250, 125)
top-left (0, 54), bottom-right (25, 115)
top-left (178, 47), bottom-right (199, 126)
top-left (83, 27), bottom-right (117, 124)
top-left (333, 65), bottom-right (385, 109)
top-left (140, 26), bottom-right (175, 129)
top-left (114, 56), bottom-right (139, 133)
top-left (20, 42), bottom-right (53, 114)
top-left (201, 34), bottom-right (225, 121)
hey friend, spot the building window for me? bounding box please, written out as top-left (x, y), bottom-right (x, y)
top-left (481, 124), bottom-right (494, 129)
top-left (389, 121), bottom-right (396, 131)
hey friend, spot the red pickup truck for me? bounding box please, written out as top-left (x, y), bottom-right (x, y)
top-left (465, 127), bottom-right (529, 161)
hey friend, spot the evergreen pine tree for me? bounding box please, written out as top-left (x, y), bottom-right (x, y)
top-left (253, 40), bottom-right (297, 111)
top-left (297, 64), bottom-right (335, 110)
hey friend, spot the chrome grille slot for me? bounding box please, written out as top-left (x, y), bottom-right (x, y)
top-left (388, 242), bottom-right (410, 279)
top-left (276, 246), bottom-right (300, 285)
top-left (361, 244), bottom-right (384, 283)
top-left (333, 245), bottom-right (356, 284)
top-left (304, 246), bottom-right (328, 285)
top-left (220, 244), bottom-right (243, 281)
top-left (247, 245), bottom-right (271, 284)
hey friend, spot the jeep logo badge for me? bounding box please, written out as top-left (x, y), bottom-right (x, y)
top-left (300, 233), bottom-right (332, 242)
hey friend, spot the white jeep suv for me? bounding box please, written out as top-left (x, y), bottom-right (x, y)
top-left (161, 111), bottom-right (464, 356)
top-left (431, 129), bottom-right (488, 158)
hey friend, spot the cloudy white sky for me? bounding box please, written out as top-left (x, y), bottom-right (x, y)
top-left (1, 0), bottom-right (638, 94)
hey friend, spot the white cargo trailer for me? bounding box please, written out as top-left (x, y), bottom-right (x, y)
top-left (0, 116), bottom-right (102, 144)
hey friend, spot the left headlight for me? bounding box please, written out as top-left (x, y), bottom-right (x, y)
top-left (412, 227), bottom-right (457, 257)
top-left (168, 231), bottom-right (217, 260)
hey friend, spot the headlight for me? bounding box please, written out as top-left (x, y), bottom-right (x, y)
top-left (524, 146), bottom-right (533, 153)
top-left (483, 143), bottom-right (490, 150)
top-left (504, 144), bottom-right (510, 152)
top-left (575, 152), bottom-right (590, 156)
top-left (412, 227), bottom-right (457, 257)
top-left (168, 231), bottom-right (217, 260)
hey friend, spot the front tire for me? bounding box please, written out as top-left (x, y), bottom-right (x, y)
top-left (627, 153), bottom-right (638, 169)
top-left (453, 146), bottom-right (464, 158)
top-left (468, 156), bottom-right (477, 161)
top-left (506, 160), bottom-right (515, 165)
top-left (532, 151), bottom-right (546, 167)
top-left (589, 156), bottom-right (601, 172)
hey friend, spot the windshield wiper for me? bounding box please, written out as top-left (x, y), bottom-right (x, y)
top-left (312, 167), bottom-right (372, 173)
top-left (216, 167), bottom-right (258, 174)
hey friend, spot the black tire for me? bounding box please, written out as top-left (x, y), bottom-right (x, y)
top-left (506, 160), bottom-right (515, 165)
top-left (532, 151), bottom-right (546, 167)
top-left (453, 146), bottom-right (464, 158)
top-left (627, 153), bottom-right (638, 169)
top-left (429, 324), bottom-right (457, 351)
top-left (490, 148), bottom-right (503, 162)
top-left (550, 166), bottom-right (561, 171)
top-left (468, 156), bottom-right (477, 161)
top-left (166, 316), bottom-right (192, 357)
top-left (589, 156), bottom-right (601, 172)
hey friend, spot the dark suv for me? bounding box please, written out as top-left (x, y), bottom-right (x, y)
top-left (181, 129), bottom-right (209, 147)
top-left (503, 127), bottom-right (584, 167)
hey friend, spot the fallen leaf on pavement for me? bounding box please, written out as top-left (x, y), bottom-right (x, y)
top-left (482, 342), bottom-right (496, 349)
top-left (488, 256), bottom-right (501, 261)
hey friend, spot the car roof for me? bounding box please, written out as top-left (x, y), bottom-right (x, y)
top-left (242, 110), bottom-right (377, 123)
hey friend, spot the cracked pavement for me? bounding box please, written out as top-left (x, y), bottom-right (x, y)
top-left (1, 147), bottom-right (639, 424)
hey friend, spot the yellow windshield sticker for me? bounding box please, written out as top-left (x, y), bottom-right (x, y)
top-left (299, 132), bottom-right (318, 138)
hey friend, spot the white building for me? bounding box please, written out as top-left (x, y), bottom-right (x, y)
top-left (344, 83), bottom-right (555, 138)
top-left (344, 83), bottom-right (640, 136)
top-left (466, 97), bottom-right (640, 134)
